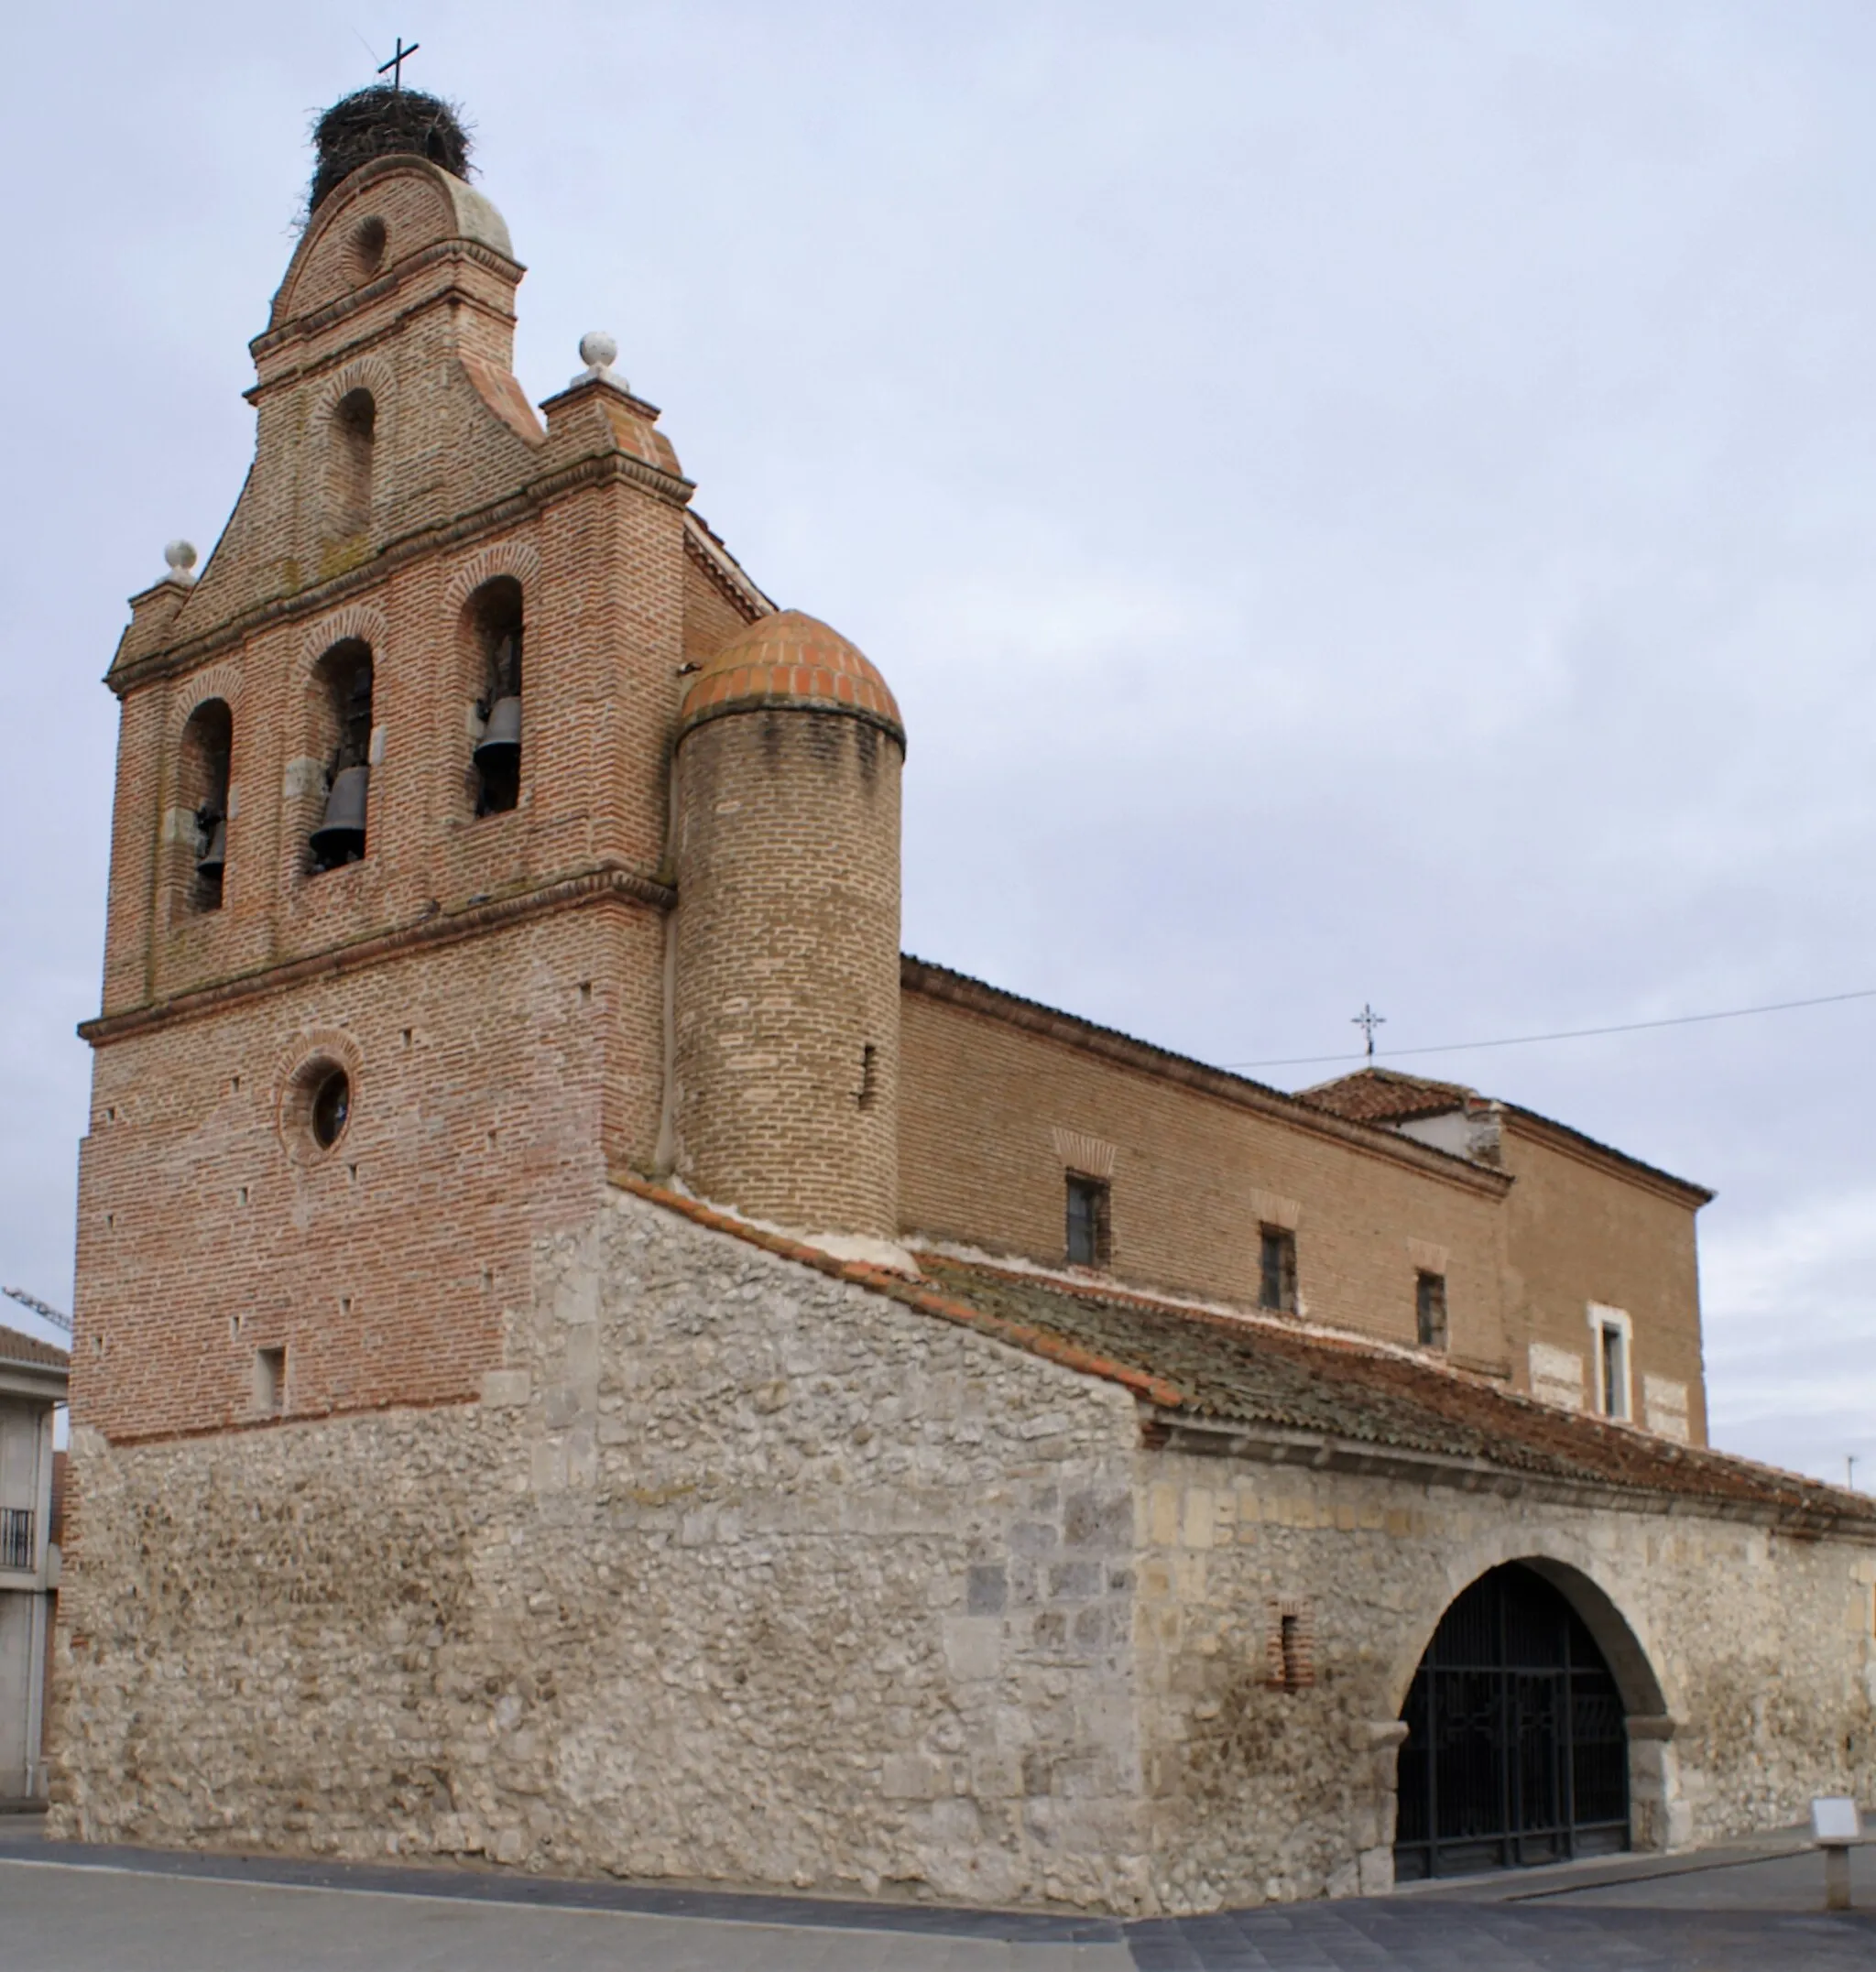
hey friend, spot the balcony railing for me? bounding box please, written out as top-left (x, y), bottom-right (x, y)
top-left (0, 1507), bottom-right (34, 1571)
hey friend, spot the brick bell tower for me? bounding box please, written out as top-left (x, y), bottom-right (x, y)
top-left (71, 86), bottom-right (904, 1444)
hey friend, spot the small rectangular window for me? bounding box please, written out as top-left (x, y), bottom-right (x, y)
top-left (1065, 1173), bottom-right (1110, 1268)
top-left (1415, 1271), bottom-right (1448, 1350)
top-left (1599, 1322), bottom-right (1627, 1420)
top-left (256, 1346), bottom-right (286, 1417)
top-left (1588, 1303), bottom-right (1633, 1421)
top-left (1259, 1226), bottom-right (1297, 1313)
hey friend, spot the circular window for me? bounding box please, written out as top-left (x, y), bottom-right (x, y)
top-left (310, 1067), bottom-right (351, 1149)
top-left (352, 216), bottom-right (387, 281)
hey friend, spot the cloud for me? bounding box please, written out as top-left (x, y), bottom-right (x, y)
top-left (1702, 1188), bottom-right (1876, 1481)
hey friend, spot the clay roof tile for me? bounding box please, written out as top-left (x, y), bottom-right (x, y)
top-left (678, 610), bottom-right (903, 742)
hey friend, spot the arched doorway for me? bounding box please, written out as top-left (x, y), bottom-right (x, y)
top-left (1393, 1562), bottom-right (1630, 1880)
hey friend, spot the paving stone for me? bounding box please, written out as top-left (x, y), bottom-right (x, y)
top-left (8, 1829), bottom-right (1876, 1971)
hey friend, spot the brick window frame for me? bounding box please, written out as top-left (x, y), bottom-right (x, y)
top-left (275, 1030), bottom-right (365, 1168)
top-left (1266, 1597), bottom-right (1315, 1691)
top-left (254, 1346), bottom-right (287, 1417)
top-left (324, 387), bottom-right (377, 540)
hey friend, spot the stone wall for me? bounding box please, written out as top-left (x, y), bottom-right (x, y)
top-left (54, 1187), bottom-right (1150, 1911)
top-left (1133, 1449), bottom-right (1876, 1909)
top-left (53, 1187), bottom-right (1876, 1914)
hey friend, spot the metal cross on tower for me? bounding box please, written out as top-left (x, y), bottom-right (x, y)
top-left (377, 36), bottom-right (420, 90)
top-left (1352, 1003), bottom-right (1386, 1059)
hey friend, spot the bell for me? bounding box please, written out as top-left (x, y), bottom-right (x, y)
top-left (310, 764), bottom-right (370, 866)
top-left (196, 813), bottom-right (226, 879)
top-left (474, 694), bottom-right (522, 771)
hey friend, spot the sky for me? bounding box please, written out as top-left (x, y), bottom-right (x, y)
top-left (3, 1), bottom-right (1872, 1483)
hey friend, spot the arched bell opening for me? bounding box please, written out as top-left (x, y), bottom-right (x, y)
top-left (308, 639), bottom-right (375, 873)
top-left (325, 388), bottom-right (376, 539)
top-left (1391, 1561), bottom-right (1656, 1882)
top-left (464, 576), bottom-right (523, 816)
top-left (175, 698), bottom-right (233, 914)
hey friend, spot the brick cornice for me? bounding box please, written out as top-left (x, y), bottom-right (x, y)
top-left (247, 281), bottom-right (520, 410)
top-left (250, 236), bottom-right (521, 372)
top-left (900, 957), bottom-right (1514, 1199)
top-left (106, 450), bottom-right (695, 697)
top-left (80, 861), bottom-right (673, 1048)
top-left (1501, 1106), bottom-right (1714, 1212)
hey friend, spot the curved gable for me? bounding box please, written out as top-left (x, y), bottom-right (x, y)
top-left (271, 158), bottom-right (513, 328)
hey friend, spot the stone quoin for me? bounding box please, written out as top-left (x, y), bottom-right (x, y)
top-left (50, 82), bottom-right (1876, 1912)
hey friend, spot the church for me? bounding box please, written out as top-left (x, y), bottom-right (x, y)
top-left (50, 86), bottom-right (1876, 1912)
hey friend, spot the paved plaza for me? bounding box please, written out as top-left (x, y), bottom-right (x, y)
top-left (3, 1825), bottom-right (1874, 1970)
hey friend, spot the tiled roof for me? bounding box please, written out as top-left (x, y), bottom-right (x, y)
top-left (1297, 1067), bottom-right (1478, 1124)
top-left (610, 1177), bottom-right (1871, 1532)
top-left (0, 1323), bottom-right (70, 1374)
top-left (679, 610), bottom-right (903, 740)
top-left (917, 1257), bottom-right (1844, 1515)
top-left (1298, 1068), bottom-right (1713, 1204)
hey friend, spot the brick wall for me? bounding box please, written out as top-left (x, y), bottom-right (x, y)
top-left (898, 973), bottom-right (1513, 1369)
top-left (73, 902), bottom-right (664, 1441)
top-left (1500, 1120), bottom-right (1709, 1445)
top-left (674, 708), bottom-right (902, 1235)
top-left (80, 140), bottom-right (1712, 1464)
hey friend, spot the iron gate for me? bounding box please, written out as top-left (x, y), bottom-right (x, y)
top-left (1393, 1563), bottom-right (1630, 1880)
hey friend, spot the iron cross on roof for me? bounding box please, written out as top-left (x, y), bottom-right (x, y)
top-left (1352, 1002), bottom-right (1386, 1059)
top-left (377, 36), bottom-right (420, 90)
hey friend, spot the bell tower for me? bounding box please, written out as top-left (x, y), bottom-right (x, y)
top-left (71, 87), bottom-right (773, 1442)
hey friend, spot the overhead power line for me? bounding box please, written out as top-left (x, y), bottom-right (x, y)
top-left (1223, 985), bottom-right (1876, 1074)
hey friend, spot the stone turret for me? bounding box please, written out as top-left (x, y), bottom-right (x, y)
top-left (672, 610), bottom-right (904, 1237)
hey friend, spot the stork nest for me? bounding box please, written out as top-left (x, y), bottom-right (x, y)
top-left (310, 86), bottom-right (473, 213)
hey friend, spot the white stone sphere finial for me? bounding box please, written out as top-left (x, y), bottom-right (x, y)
top-left (573, 331), bottom-right (627, 392)
top-left (164, 539), bottom-right (199, 585)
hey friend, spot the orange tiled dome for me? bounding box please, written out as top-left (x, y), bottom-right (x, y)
top-left (678, 610), bottom-right (903, 744)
